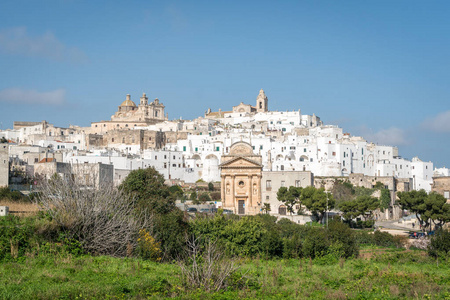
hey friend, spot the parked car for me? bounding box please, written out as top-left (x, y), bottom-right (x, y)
top-left (200, 208), bottom-right (218, 214)
top-left (186, 207), bottom-right (198, 213)
top-left (408, 231), bottom-right (426, 239)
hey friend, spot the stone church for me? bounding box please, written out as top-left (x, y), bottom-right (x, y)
top-left (90, 93), bottom-right (167, 134)
top-left (220, 141), bottom-right (263, 215)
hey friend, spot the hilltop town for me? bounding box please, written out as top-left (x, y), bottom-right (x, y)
top-left (1, 89), bottom-right (449, 220)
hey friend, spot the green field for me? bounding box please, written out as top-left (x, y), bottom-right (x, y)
top-left (1, 247), bottom-right (448, 300)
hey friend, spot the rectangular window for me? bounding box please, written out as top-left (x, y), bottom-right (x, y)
top-left (195, 147), bottom-right (198, 152)
top-left (216, 147), bottom-right (220, 151)
top-left (281, 180), bottom-right (285, 187)
top-left (444, 191), bottom-right (450, 199)
top-left (260, 145), bottom-right (263, 150)
top-left (155, 156), bottom-right (157, 160)
top-left (164, 163), bottom-right (167, 168)
top-left (295, 180), bottom-right (300, 187)
top-left (164, 155), bottom-right (167, 159)
top-left (332, 152), bottom-right (336, 156)
top-left (266, 180), bottom-right (272, 189)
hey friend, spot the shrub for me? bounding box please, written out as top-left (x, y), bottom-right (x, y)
top-left (428, 229), bottom-right (450, 258)
top-left (178, 237), bottom-right (239, 292)
top-left (302, 227), bottom-right (328, 259)
top-left (37, 178), bottom-right (151, 257)
top-left (0, 216), bottom-right (33, 261)
top-left (136, 229), bottom-right (162, 261)
top-left (327, 220), bottom-right (358, 258)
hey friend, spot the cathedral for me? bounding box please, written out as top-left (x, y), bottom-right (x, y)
top-left (90, 93), bottom-right (167, 133)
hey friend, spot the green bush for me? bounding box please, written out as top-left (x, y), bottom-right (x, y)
top-left (0, 216), bottom-right (33, 261)
top-left (302, 227), bottom-right (328, 259)
top-left (428, 229), bottom-right (450, 258)
top-left (327, 220), bottom-right (358, 258)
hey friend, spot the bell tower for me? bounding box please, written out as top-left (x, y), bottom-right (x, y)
top-left (140, 93), bottom-right (148, 106)
top-left (256, 89), bottom-right (268, 112)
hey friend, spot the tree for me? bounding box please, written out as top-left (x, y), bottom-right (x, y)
top-left (168, 185), bottom-right (184, 199)
top-left (277, 187), bottom-right (298, 216)
top-left (379, 189), bottom-right (391, 211)
top-left (208, 182), bottom-right (215, 191)
top-left (397, 190), bottom-right (430, 228)
top-left (301, 186), bottom-right (335, 223)
top-left (423, 192), bottom-right (450, 228)
top-left (119, 167), bottom-right (173, 214)
top-left (340, 195), bottom-right (379, 222)
top-left (262, 203), bottom-right (271, 214)
top-left (199, 192), bottom-right (212, 203)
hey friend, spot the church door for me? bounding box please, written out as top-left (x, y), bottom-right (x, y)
top-left (238, 200), bottom-right (245, 215)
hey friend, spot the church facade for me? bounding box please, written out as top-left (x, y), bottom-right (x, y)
top-left (220, 142), bottom-right (263, 215)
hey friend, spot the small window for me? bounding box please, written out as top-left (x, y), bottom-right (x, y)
top-left (295, 180), bottom-right (300, 187)
top-left (266, 180), bottom-right (272, 189)
top-left (164, 163), bottom-right (167, 168)
top-left (183, 146), bottom-right (186, 151)
top-left (444, 191), bottom-right (450, 199)
top-left (281, 180), bottom-right (285, 187)
top-left (155, 156), bottom-right (157, 160)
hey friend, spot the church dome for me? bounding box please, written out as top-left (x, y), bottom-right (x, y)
top-left (120, 94), bottom-right (136, 107)
top-left (120, 99), bottom-right (136, 107)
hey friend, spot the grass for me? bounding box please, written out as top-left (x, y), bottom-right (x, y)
top-left (0, 249), bottom-right (448, 299)
top-left (0, 200), bottom-right (39, 216)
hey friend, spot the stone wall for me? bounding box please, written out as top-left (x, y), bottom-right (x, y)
top-left (432, 177), bottom-right (450, 202)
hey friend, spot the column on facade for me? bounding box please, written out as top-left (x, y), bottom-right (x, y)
top-left (220, 174), bottom-right (226, 207)
top-left (231, 174), bottom-right (236, 213)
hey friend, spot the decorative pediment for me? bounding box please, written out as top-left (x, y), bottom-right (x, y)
top-left (229, 141), bottom-right (254, 156)
top-left (220, 156), bottom-right (262, 169)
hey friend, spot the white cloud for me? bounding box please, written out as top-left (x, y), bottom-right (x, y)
top-left (0, 27), bottom-right (87, 63)
top-left (421, 110), bottom-right (450, 133)
top-left (0, 88), bottom-right (66, 105)
top-left (363, 127), bottom-right (409, 146)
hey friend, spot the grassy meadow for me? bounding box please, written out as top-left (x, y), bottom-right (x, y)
top-left (0, 246), bottom-right (448, 300)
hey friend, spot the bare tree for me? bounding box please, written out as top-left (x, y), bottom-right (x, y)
top-left (178, 236), bottom-right (240, 292)
top-left (36, 175), bottom-right (152, 257)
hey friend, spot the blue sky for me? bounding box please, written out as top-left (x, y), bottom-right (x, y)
top-left (0, 1), bottom-right (449, 167)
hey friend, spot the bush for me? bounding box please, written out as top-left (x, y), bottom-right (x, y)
top-left (327, 220), bottom-right (358, 258)
top-left (354, 230), bottom-right (404, 248)
top-left (136, 229), bottom-right (162, 261)
top-left (0, 216), bottom-right (33, 261)
top-left (428, 229), bottom-right (450, 258)
top-left (37, 178), bottom-right (151, 257)
top-left (0, 187), bottom-right (25, 202)
top-left (302, 227), bottom-right (328, 259)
